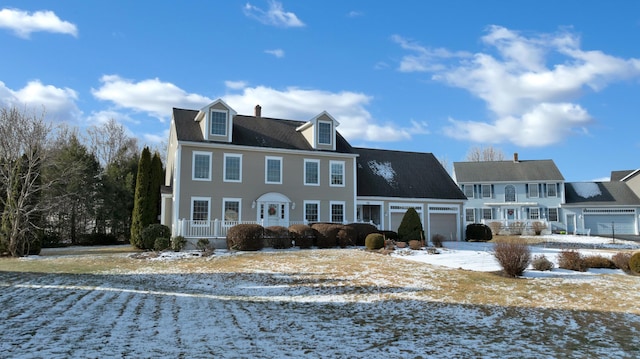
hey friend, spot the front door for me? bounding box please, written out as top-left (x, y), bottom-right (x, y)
top-left (266, 203), bottom-right (281, 227)
top-left (506, 208), bottom-right (516, 221)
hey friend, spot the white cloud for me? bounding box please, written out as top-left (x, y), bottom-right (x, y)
top-left (91, 75), bottom-right (211, 121)
top-left (86, 110), bottom-right (139, 126)
top-left (265, 48), bottom-right (285, 58)
top-left (0, 80), bottom-right (81, 122)
top-left (243, 1), bottom-right (305, 28)
top-left (0, 8), bottom-right (77, 38)
top-left (395, 26), bottom-right (640, 147)
top-left (225, 80), bottom-right (248, 90)
top-left (223, 84), bottom-right (424, 142)
top-left (347, 11), bottom-right (363, 18)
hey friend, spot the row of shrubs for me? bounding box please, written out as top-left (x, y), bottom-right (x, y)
top-left (466, 221), bottom-right (549, 242)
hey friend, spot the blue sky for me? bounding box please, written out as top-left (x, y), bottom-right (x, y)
top-left (1, 1), bottom-right (639, 181)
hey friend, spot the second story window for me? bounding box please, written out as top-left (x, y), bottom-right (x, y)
top-left (505, 185), bottom-right (516, 202)
top-left (330, 161), bottom-right (345, 187)
top-left (318, 121), bottom-right (332, 145)
top-left (304, 159), bottom-right (320, 185)
top-left (265, 156), bottom-right (282, 184)
top-left (528, 183), bottom-right (539, 198)
top-left (210, 110), bottom-right (228, 136)
top-left (464, 184), bottom-right (474, 198)
top-left (192, 152), bottom-right (211, 181)
top-left (547, 183), bottom-right (557, 197)
top-left (481, 184), bottom-right (492, 198)
top-left (224, 154), bottom-right (242, 182)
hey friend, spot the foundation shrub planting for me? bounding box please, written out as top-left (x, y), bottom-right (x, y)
top-left (531, 221), bottom-right (547, 235)
top-left (264, 226), bottom-right (293, 249)
top-left (531, 254), bottom-right (554, 271)
top-left (364, 233), bottom-right (385, 250)
top-left (346, 223), bottom-right (379, 246)
top-left (171, 236), bottom-right (187, 252)
top-left (509, 221), bottom-right (526, 235)
top-left (493, 239), bottom-right (531, 277)
top-left (311, 223), bottom-right (341, 249)
top-left (583, 255), bottom-right (616, 269)
top-left (487, 222), bottom-right (502, 235)
top-left (408, 240), bottom-right (422, 250)
top-left (611, 252), bottom-right (632, 273)
top-left (141, 224), bottom-right (171, 250)
top-left (629, 252), bottom-right (640, 274)
top-left (431, 234), bottom-right (445, 248)
top-left (379, 230), bottom-right (399, 241)
top-left (397, 208), bottom-right (424, 242)
top-left (227, 224), bottom-right (264, 251)
top-left (465, 223), bottom-right (492, 242)
top-left (196, 238), bottom-right (213, 253)
top-left (153, 237), bottom-right (171, 251)
top-left (336, 226), bottom-right (357, 248)
top-left (558, 250), bottom-right (587, 272)
top-left (288, 224), bottom-right (316, 249)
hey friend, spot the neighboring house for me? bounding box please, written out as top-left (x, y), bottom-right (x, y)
top-left (161, 99), bottom-right (466, 244)
top-left (612, 169), bottom-right (640, 198)
top-left (453, 153), bottom-right (565, 233)
top-left (562, 181), bottom-right (640, 236)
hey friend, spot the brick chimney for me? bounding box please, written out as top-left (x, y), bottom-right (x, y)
top-left (513, 152), bottom-right (519, 162)
top-left (255, 104), bottom-right (261, 118)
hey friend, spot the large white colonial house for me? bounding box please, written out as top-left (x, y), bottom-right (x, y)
top-left (161, 99), bottom-right (467, 244)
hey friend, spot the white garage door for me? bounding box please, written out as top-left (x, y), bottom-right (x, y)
top-left (584, 214), bottom-right (636, 235)
top-left (429, 213), bottom-right (458, 241)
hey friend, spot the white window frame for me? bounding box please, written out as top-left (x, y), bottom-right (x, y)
top-left (481, 184), bottom-right (492, 199)
top-left (529, 207), bottom-right (540, 220)
top-left (547, 183), bottom-right (557, 197)
top-left (222, 198), bottom-right (242, 222)
top-left (318, 121), bottom-right (332, 145)
top-left (329, 160), bottom-right (345, 187)
top-left (548, 208), bottom-right (559, 222)
top-left (465, 208), bottom-right (476, 222)
top-left (210, 109), bottom-right (228, 136)
top-left (304, 159), bottom-right (320, 186)
top-left (504, 184), bottom-right (516, 202)
top-left (304, 200), bottom-right (320, 223)
top-left (330, 201), bottom-right (346, 223)
top-left (192, 151), bottom-right (212, 181)
top-left (482, 208), bottom-right (493, 220)
top-left (528, 183), bottom-right (539, 198)
top-left (190, 197), bottom-right (211, 225)
top-left (223, 153), bottom-right (242, 183)
top-left (265, 156), bottom-right (283, 184)
top-left (463, 184), bottom-right (474, 198)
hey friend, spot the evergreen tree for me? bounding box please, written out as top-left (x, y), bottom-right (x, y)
top-left (397, 207), bottom-right (424, 243)
top-left (130, 147), bottom-right (152, 248)
top-left (149, 151), bottom-right (163, 224)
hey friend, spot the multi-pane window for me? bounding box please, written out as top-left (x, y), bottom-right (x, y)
top-left (330, 161), bottom-right (344, 186)
top-left (464, 184), bottom-right (474, 198)
top-left (481, 184), bottom-right (492, 198)
top-left (304, 159), bottom-right (319, 185)
top-left (505, 185), bottom-right (516, 202)
top-left (224, 154), bottom-right (242, 182)
top-left (331, 202), bottom-right (345, 223)
top-left (528, 183), bottom-right (539, 198)
top-left (318, 121), bottom-right (332, 145)
top-left (191, 198), bottom-right (210, 223)
top-left (529, 207), bottom-right (540, 220)
top-left (547, 183), bottom-right (557, 197)
top-left (265, 157), bottom-right (282, 184)
top-left (465, 208), bottom-right (476, 222)
top-left (548, 208), bottom-right (559, 222)
top-left (192, 152), bottom-right (211, 180)
top-left (223, 199), bottom-right (240, 222)
top-left (482, 208), bottom-right (493, 220)
top-left (210, 110), bottom-right (227, 136)
top-left (305, 202), bottom-right (319, 222)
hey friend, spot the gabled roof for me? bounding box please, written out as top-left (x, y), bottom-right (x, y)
top-left (354, 147), bottom-right (466, 200)
top-left (172, 108), bottom-right (352, 153)
top-left (611, 169), bottom-right (639, 182)
top-left (564, 182), bottom-right (640, 206)
top-left (453, 160), bottom-right (564, 183)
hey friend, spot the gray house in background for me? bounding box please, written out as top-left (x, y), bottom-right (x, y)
top-left (161, 99), bottom-right (466, 244)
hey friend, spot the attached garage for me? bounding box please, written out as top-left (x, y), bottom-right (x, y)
top-left (429, 213), bottom-right (458, 241)
top-left (583, 209), bottom-right (638, 235)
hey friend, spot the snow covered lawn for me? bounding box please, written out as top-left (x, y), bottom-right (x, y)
top-left (1, 235), bottom-right (639, 358)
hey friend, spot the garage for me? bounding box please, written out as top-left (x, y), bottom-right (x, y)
top-left (429, 213), bottom-right (458, 241)
top-left (583, 209), bottom-right (638, 235)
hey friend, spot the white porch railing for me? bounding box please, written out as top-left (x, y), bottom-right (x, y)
top-left (177, 219), bottom-right (310, 238)
top-left (481, 219), bottom-right (551, 235)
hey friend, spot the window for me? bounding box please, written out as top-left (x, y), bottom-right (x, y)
top-left (318, 121), bottom-right (332, 145)
top-left (505, 185), bottom-right (516, 202)
top-left (464, 184), bottom-right (474, 198)
top-left (305, 201), bottom-right (319, 222)
top-left (304, 159), bottom-right (320, 185)
top-left (482, 208), bottom-right (493, 220)
top-left (330, 201), bottom-right (345, 223)
top-left (265, 156), bottom-right (282, 184)
top-left (224, 154), bottom-right (242, 182)
top-left (330, 161), bottom-right (345, 186)
top-left (210, 110), bottom-right (228, 136)
top-left (529, 207), bottom-right (540, 220)
top-left (547, 183), bottom-right (557, 197)
top-left (528, 183), bottom-right (539, 198)
top-left (465, 208), bottom-right (476, 222)
top-left (192, 151), bottom-right (211, 181)
top-left (191, 197), bottom-right (210, 224)
top-left (481, 184), bottom-right (492, 198)
top-left (548, 208), bottom-right (559, 222)
top-left (223, 199), bottom-right (241, 222)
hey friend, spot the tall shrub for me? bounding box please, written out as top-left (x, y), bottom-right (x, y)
top-left (130, 147), bottom-right (153, 248)
top-left (493, 239), bottom-right (531, 277)
top-left (397, 208), bottom-right (424, 242)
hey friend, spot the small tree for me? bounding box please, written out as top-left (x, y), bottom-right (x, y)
top-left (397, 207), bottom-right (424, 243)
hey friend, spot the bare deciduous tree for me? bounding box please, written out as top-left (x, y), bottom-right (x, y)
top-left (465, 145), bottom-right (506, 162)
top-left (87, 118), bottom-right (138, 167)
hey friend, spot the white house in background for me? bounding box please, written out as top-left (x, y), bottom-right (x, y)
top-left (453, 153), bottom-right (565, 233)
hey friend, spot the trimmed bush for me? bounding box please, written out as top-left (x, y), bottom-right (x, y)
top-left (141, 224), bottom-right (171, 250)
top-left (612, 252), bottom-right (632, 273)
top-left (465, 223), bottom-right (492, 242)
top-left (493, 239), bottom-right (531, 277)
top-left (154, 237), bottom-right (171, 251)
top-left (583, 255), bottom-right (616, 269)
top-left (346, 223), bottom-right (378, 246)
top-left (531, 254), bottom-right (554, 271)
top-left (227, 224), bottom-right (264, 251)
top-left (264, 226), bottom-right (293, 249)
top-left (288, 224), bottom-right (316, 249)
top-left (629, 252), bottom-right (640, 274)
top-left (171, 236), bottom-right (187, 252)
top-left (398, 208), bottom-right (424, 242)
top-left (364, 233), bottom-right (384, 250)
top-left (379, 230), bottom-right (399, 241)
top-left (487, 222), bottom-right (502, 235)
top-left (311, 223), bottom-right (341, 249)
top-left (558, 250), bottom-right (587, 272)
top-left (336, 226), bottom-right (357, 248)
top-left (431, 234), bottom-right (445, 248)
top-left (408, 240), bottom-right (422, 250)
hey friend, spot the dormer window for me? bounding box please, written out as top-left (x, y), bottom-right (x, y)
top-left (318, 121), bottom-right (332, 145)
top-left (210, 110), bottom-right (228, 136)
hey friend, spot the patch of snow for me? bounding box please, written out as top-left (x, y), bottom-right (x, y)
top-left (368, 160), bottom-right (396, 183)
top-left (572, 182), bottom-right (601, 198)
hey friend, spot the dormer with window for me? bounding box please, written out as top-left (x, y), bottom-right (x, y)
top-left (194, 99), bottom-right (237, 143)
top-left (295, 111), bottom-right (339, 151)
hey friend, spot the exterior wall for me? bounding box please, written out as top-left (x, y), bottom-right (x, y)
top-left (562, 206), bottom-right (639, 235)
top-left (624, 173), bottom-right (640, 198)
